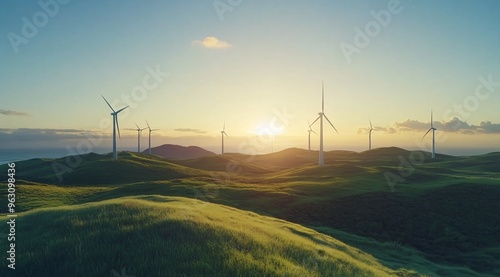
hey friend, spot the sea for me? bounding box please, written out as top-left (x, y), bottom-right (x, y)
top-left (0, 148), bottom-right (111, 165)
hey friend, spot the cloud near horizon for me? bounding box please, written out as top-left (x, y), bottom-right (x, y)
top-left (174, 128), bottom-right (208, 134)
top-left (0, 109), bottom-right (29, 116)
top-left (358, 117), bottom-right (500, 135)
top-left (358, 126), bottom-right (397, 134)
top-left (192, 36), bottom-right (232, 49)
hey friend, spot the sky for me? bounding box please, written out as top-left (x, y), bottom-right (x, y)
top-left (1, 0), bottom-right (500, 156)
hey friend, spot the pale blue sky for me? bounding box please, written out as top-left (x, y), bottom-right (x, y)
top-left (1, 0), bottom-right (499, 154)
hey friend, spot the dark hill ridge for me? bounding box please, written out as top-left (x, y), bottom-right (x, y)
top-left (176, 155), bottom-right (272, 174)
top-left (7, 152), bottom-right (209, 185)
top-left (143, 144), bottom-right (216, 160)
top-left (2, 146), bottom-right (497, 185)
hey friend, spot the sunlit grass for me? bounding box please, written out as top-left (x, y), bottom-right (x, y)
top-left (1, 149), bottom-right (499, 276)
top-left (0, 196), bottom-right (421, 276)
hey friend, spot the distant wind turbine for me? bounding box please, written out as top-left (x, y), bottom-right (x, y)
top-left (221, 122), bottom-right (229, 154)
top-left (146, 120), bottom-right (159, 155)
top-left (369, 119), bottom-right (374, 150)
top-left (422, 110), bottom-right (437, 158)
top-left (307, 120), bottom-right (317, 152)
top-left (310, 82), bottom-right (339, 166)
top-left (134, 123), bottom-right (147, 153)
top-left (102, 96), bottom-right (128, 160)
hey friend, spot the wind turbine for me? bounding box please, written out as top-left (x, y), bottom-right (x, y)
top-left (310, 82), bottom-right (339, 166)
top-left (133, 123), bottom-right (147, 153)
top-left (307, 120), bottom-right (317, 152)
top-left (221, 122), bottom-right (229, 154)
top-left (369, 119), bottom-right (374, 150)
top-left (422, 110), bottom-right (437, 158)
top-left (145, 120), bottom-right (159, 155)
top-left (102, 96), bottom-right (128, 160)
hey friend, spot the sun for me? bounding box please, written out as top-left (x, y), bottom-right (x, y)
top-left (250, 121), bottom-right (285, 137)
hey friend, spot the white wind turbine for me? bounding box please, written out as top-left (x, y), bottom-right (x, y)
top-left (307, 120), bottom-right (317, 152)
top-left (310, 82), bottom-right (339, 166)
top-left (422, 110), bottom-right (437, 158)
top-left (134, 123), bottom-right (147, 153)
top-left (146, 120), bottom-right (159, 155)
top-left (221, 122), bottom-right (229, 154)
top-left (369, 119), bottom-right (374, 150)
top-left (102, 96), bottom-right (129, 161)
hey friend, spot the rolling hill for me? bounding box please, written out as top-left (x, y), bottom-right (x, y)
top-left (0, 196), bottom-right (420, 277)
top-left (1, 147), bottom-right (499, 276)
top-left (143, 144), bottom-right (216, 160)
top-left (8, 152), bottom-right (210, 185)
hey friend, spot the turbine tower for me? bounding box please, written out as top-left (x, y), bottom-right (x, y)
top-left (221, 122), bottom-right (229, 154)
top-left (369, 119), bottom-right (374, 150)
top-left (422, 110), bottom-right (437, 158)
top-left (307, 120), bottom-right (317, 152)
top-left (146, 120), bottom-right (159, 155)
top-left (102, 96), bottom-right (128, 161)
top-left (134, 123), bottom-right (147, 153)
top-left (310, 82), bottom-right (339, 166)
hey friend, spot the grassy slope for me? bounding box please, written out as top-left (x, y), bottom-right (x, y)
top-left (8, 152), bottom-right (209, 185)
top-left (1, 149), bottom-right (499, 276)
top-left (0, 196), bottom-right (420, 277)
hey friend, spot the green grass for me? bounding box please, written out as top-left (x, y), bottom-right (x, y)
top-left (0, 196), bottom-right (421, 277)
top-left (1, 149), bottom-right (499, 276)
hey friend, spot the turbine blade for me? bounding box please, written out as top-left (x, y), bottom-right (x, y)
top-left (431, 109), bottom-right (433, 128)
top-left (116, 106), bottom-right (129, 114)
top-left (310, 115), bottom-right (321, 126)
top-left (422, 128), bottom-right (432, 140)
top-left (369, 119), bottom-right (373, 129)
top-left (324, 114), bottom-right (339, 134)
top-left (311, 130), bottom-right (318, 135)
top-left (223, 131), bottom-right (229, 138)
top-left (116, 116), bottom-right (121, 139)
top-left (146, 120), bottom-right (151, 130)
top-left (102, 95), bottom-right (115, 113)
top-left (322, 81), bottom-right (324, 113)
top-left (135, 122), bottom-right (140, 130)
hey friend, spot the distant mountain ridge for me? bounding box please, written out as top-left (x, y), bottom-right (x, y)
top-left (144, 144), bottom-right (216, 160)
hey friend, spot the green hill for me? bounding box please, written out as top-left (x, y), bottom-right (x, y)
top-left (1, 148), bottom-right (499, 276)
top-left (0, 196), bottom-right (420, 277)
top-left (7, 152), bottom-right (209, 185)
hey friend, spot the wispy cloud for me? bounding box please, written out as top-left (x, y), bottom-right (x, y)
top-left (358, 126), bottom-right (397, 134)
top-left (192, 36), bottom-right (232, 49)
top-left (0, 109), bottom-right (29, 116)
top-left (174, 128), bottom-right (208, 134)
top-left (359, 117), bottom-right (500, 134)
